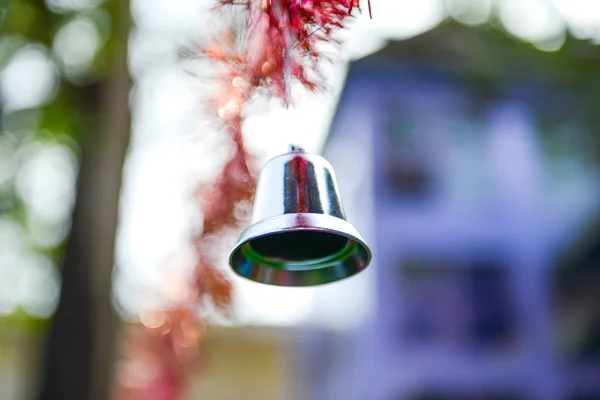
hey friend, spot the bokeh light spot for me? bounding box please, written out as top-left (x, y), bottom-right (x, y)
top-left (53, 16), bottom-right (102, 79)
top-left (0, 46), bottom-right (58, 111)
top-left (16, 142), bottom-right (78, 223)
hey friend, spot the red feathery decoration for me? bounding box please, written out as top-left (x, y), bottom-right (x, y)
top-left (115, 119), bottom-right (255, 400)
top-left (212, 0), bottom-right (368, 102)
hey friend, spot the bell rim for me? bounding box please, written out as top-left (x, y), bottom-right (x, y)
top-left (229, 213), bottom-right (372, 287)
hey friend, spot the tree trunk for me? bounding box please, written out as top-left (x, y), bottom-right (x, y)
top-left (36, 1), bottom-right (131, 399)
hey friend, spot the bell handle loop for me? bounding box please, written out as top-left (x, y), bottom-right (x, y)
top-left (288, 144), bottom-right (305, 153)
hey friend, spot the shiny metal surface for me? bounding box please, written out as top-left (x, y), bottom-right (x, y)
top-left (229, 147), bottom-right (372, 286)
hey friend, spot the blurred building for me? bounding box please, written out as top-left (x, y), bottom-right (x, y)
top-left (305, 24), bottom-right (600, 400)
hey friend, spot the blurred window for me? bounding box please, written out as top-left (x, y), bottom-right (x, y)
top-left (382, 91), bottom-right (489, 205)
top-left (399, 257), bottom-right (515, 349)
top-left (384, 104), bottom-right (436, 199)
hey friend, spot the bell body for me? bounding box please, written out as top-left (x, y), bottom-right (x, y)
top-left (229, 147), bottom-right (372, 287)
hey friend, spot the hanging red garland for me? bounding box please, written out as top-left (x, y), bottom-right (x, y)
top-left (209, 0), bottom-right (370, 103)
top-left (115, 1), bottom-right (369, 399)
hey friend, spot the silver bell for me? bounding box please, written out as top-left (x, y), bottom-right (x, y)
top-left (229, 145), bottom-right (372, 286)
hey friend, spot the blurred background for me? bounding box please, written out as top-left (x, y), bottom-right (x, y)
top-left (1, 0), bottom-right (600, 399)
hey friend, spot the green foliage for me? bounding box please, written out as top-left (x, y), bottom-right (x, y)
top-left (0, 0), bottom-right (121, 325)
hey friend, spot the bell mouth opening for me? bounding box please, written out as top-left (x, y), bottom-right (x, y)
top-left (242, 231), bottom-right (357, 272)
top-left (248, 231), bottom-right (351, 266)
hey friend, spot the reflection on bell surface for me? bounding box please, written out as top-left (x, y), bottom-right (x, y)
top-left (229, 145), bottom-right (372, 287)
